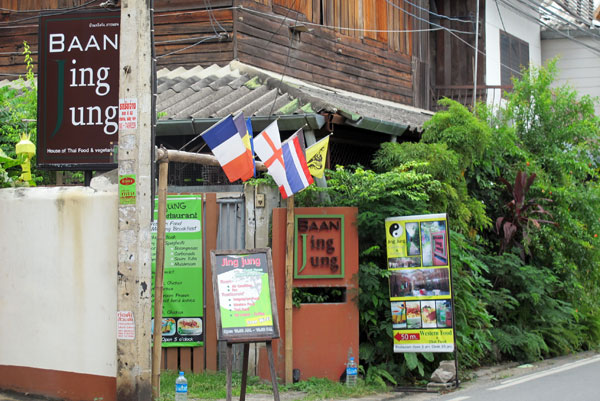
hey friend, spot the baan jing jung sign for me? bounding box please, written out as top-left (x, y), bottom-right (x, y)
top-left (37, 11), bottom-right (120, 169)
top-left (294, 215), bottom-right (345, 279)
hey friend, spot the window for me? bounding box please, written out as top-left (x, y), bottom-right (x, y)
top-left (500, 31), bottom-right (529, 86)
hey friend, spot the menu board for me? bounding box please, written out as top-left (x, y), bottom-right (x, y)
top-left (151, 195), bottom-right (204, 347)
top-left (385, 213), bottom-right (455, 353)
top-left (210, 248), bottom-right (280, 342)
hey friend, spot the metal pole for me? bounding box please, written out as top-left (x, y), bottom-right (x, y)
top-left (473, 0), bottom-right (480, 110)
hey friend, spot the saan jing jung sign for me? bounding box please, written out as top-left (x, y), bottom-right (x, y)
top-left (37, 11), bottom-right (120, 169)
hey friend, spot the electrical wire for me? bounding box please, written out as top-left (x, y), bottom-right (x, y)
top-left (267, 0), bottom-right (301, 117)
top-left (402, 0), bottom-right (474, 23)
top-left (155, 34), bottom-right (224, 59)
top-left (0, 0), bottom-right (102, 26)
top-left (203, 0), bottom-right (228, 35)
top-left (522, 0), bottom-right (600, 40)
top-left (495, 0), bottom-right (508, 31)
top-left (239, 5), bottom-right (471, 34)
top-left (0, 0), bottom-right (99, 13)
top-left (497, 0), bottom-right (600, 56)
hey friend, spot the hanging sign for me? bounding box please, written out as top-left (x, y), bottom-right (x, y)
top-left (210, 248), bottom-right (280, 342)
top-left (37, 10), bottom-right (120, 169)
top-left (385, 213), bottom-right (456, 353)
top-left (151, 195), bottom-right (204, 347)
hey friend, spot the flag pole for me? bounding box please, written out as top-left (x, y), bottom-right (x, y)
top-left (284, 195), bottom-right (294, 384)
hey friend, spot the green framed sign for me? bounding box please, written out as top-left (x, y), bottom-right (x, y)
top-left (151, 195), bottom-right (204, 347)
top-left (294, 214), bottom-right (345, 279)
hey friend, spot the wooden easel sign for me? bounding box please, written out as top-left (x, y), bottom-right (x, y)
top-left (211, 248), bottom-right (280, 342)
top-left (211, 249), bottom-right (281, 401)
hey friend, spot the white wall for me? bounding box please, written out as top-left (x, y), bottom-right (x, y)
top-left (542, 36), bottom-right (600, 115)
top-left (0, 184), bottom-right (117, 377)
top-left (485, 0), bottom-right (542, 86)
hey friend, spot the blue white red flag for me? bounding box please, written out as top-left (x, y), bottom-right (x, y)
top-left (253, 120), bottom-right (292, 197)
top-left (201, 115), bottom-right (254, 182)
top-left (282, 129), bottom-right (313, 197)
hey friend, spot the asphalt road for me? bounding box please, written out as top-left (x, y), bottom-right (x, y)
top-left (423, 352), bottom-right (600, 401)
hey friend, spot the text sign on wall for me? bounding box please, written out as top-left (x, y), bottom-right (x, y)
top-left (210, 249), bottom-right (280, 342)
top-left (37, 11), bottom-right (120, 169)
top-left (151, 196), bottom-right (204, 347)
top-left (294, 215), bottom-right (345, 279)
top-left (385, 213), bottom-right (456, 353)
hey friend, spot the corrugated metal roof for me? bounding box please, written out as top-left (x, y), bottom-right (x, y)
top-left (157, 61), bottom-right (433, 134)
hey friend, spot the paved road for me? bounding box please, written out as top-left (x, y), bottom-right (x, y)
top-left (415, 352), bottom-right (600, 401)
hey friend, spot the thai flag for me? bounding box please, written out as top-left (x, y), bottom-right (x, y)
top-left (282, 129), bottom-right (313, 197)
top-left (201, 115), bottom-right (254, 182)
top-left (254, 120), bottom-right (292, 197)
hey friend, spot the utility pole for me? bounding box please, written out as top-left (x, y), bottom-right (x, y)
top-left (116, 0), bottom-right (153, 399)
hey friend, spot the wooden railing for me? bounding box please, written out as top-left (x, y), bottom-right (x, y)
top-left (431, 85), bottom-right (513, 111)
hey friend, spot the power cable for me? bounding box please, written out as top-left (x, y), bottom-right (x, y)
top-left (495, 0), bottom-right (508, 31)
top-left (522, 0), bottom-right (600, 41)
top-left (497, 0), bottom-right (600, 56)
top-left (203, 0), bottom-right (228, 35)
top-left (155, 34), bottom-right (224, 59)
top-left (268, 0), bottom-right (301, 117)
top-left (0, 0), bottom-right (102, 26)
top-left (402, 0), bottom-right (474, 23)
top-left (239, 5), bottom-right (472, 34)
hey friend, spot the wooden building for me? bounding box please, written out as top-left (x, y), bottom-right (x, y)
top-left (1, 0), bottom-right (432, 108)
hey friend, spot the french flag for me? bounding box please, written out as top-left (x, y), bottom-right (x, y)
top-left (201, 115), bottom-right (254, 182)
top-left (282, 129), bottom-right (313, 198)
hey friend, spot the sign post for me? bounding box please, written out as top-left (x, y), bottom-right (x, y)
top-left (385, 213), bottom-right (459, 388)
top-left (210, 248), bottom-right (280, 401)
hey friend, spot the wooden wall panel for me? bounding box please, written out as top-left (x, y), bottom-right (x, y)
top-left (153, 8), bottom-right (234, 68)
top-left (236, 6), bottom-right (413, 104)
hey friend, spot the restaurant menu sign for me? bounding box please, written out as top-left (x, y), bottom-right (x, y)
top-left (385, 213), bottom-right (455, 353)
top-left (37, 10), bottom-right (120, 169)
top-left (210, 249), bottom-right (280, 342)
top-left (151, 196), bottom-right (203, 347)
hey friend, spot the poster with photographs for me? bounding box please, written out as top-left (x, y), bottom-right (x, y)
top-left (385, 213), bottom-right (455, 353)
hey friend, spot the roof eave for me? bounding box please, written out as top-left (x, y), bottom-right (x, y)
top-left (156, 113), bottom-right (327, 137)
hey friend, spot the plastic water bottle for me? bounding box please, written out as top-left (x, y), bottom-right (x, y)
top-left (175, 371), bottom-right (188, 401)
top-left (346, 357), bottom-right (357, 387)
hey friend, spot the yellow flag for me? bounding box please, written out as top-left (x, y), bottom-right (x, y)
top-left (305, 136), bottom-right (329, 178)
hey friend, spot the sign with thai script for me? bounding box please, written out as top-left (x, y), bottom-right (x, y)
top-left (210, 248), bottom-right (280, 342)
top-left (117, 311), bottom-right (135, 340)
top-left (385, 213), bottom-right (456, 353)
top-left (294, 215), bottom-right (345, 279)
top-left (37, 10), bottom-right (120, 169)
top-left (151, 195), bottom-right (204, 347)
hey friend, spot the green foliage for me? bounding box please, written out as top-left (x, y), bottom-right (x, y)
top-left (299, 60), bottom-right (600, 383)
top-left (0, 41), bottom-right (47, 185)
top-left (448, 231), bottom-right (494, 368)
top-left (373, 117), bottom-right (491, 236)
top-left (422, 98), bottom-right (492, 169)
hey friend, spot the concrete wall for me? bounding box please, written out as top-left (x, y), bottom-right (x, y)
top-left (0, 182), bottom-right (118, 400)
top-left (542, 35), bottom-right (600, 115)
top-left (485, 0), bottom-right (542, 86)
